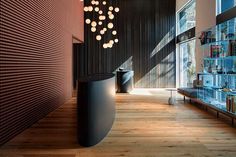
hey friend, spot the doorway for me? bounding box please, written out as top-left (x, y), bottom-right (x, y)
top-left (72, 38), bottom-right (83, 96)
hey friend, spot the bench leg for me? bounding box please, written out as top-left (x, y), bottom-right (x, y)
top-left (184, 96), bottom-right (185, 102)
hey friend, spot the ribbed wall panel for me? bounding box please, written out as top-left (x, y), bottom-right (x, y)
top-left (0, 0), bottom-right (84, 145)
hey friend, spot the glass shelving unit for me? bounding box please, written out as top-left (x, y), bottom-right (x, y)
top-left (198, 17), bottom-right (236, 117)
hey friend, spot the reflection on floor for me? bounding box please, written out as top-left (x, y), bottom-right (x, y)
top-left (0, 89), bottom-right (236, 157)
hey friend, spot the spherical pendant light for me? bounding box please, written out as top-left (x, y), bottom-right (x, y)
top-left (115, 39), bottom-right (119, 43)
top-left (84, 7), bottom-right (89, 12)
top-left (108, 23), bottom-right (114, 29)
top-left (109, 6), bottom-right (113, 11)
top-left (103, 1), bottom-right (106, 5)
top-left (109, 40), bottom-right (114, 44)
top-left (88, 6), bottom-right (93, 12)
top-left (100, 30), bottom-right (105, 35)
top-left (109, 14), bottom-right (114, 20)
top-left (95, 7), bottom-right (99, 12)
top-left (98, 21), bottom-right (102, 25)
top-left (107, 43), bottom-right (113, 48)
top-left (91, 0), bottom-right (95, 5)
top-left (85, 19), bottom-right (91, 24)
top-left (99, 10), bottom-right (103, 14)
top-left (115, 7), bottom-right (120, 12)
top-left (91, 21), bottom-right (97, 27)
top-left (96, 35), bottom-right (102, 41)
top-left (112, 30), bottom-right (117, 35)
top-left (103, 43), bottom-right (108, 48)
top-left (91, 27), bottom-right (96, 32)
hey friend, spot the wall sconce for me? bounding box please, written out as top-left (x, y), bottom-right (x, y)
top-left (84, 0), bottom-right (119, 49)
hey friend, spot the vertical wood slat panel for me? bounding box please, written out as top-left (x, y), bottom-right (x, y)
top-left (0, 0), bottom-right (84, 145)
top-left (79, 0), bottom-right (176, 88)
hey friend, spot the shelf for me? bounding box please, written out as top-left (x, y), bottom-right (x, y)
top-left (201, 86), bottom-right (236, 95)
top-left (201, 99), bottom-right (236, 116)
top-left (198, 73), bottom-right (236, 76)
top-left (201, 98), bottom-right (225, 109)
top-left (204, 56), bottom-right (236, 60)
top-left (201, 39), bottom-right (235, 47)
top-left (202, 86), bottom-right (221, 90)
top-left (217, 89), bottom-right (236, 95)
top-left (192, 98), bottom-right (236, 117)
top-left (195, 17), bottom-right (236, 124)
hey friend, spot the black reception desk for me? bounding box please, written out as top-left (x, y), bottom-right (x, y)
top-left (77, 74), bottom-right (116, 147)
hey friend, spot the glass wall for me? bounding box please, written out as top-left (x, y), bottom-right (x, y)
top-left (217, 0), bottom-right (236, 15)
top-left (179, 39), bottom-right (196, 87)
top-left (177, 0), bottom-right (196, 35)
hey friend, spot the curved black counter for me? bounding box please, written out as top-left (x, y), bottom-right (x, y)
top-left (77, 74), bottom-right (116, 147)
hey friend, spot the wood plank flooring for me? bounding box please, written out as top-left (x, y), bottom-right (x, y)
top-left (0, 89), bottom-right (236, 157)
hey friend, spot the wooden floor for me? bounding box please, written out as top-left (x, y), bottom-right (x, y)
top-left (0, 89), bottom-right (236, 157)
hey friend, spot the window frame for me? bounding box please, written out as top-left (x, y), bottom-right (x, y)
top-left (176, 0), bottom-right (196, 35)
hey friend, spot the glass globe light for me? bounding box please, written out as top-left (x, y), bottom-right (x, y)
top-left (108, 23), bottom-right (114, 29)
top-left (98, 21), bottom-right (102, 25)
top-left (85, 19), bottom-right (91, 24)
top-left (88, 6), bottom-right (93, 11)
top-left (109, 6), bottom-right (113, 11)
top-left (108, 11), bottom-right (112, 15)
top-left (109, 14), bottom-right (114, 19)
top-left (96, 35), bottom-right (102, 41)
top-left (103, 28), bottom-right (107, 31)
top-left (84, 7), bottom-right (89, 12)
top-left (112, 30), bottom-right (117, 35)
top-left (103, 43), bottom-right (108, 49)
top-left (91, 21), bottom-right (97, 27)
top-left (115, 7), bottom-right (120, 12)
top-left (108, 43), bottom-right (113, 48)
top-left (109, 40), bottom-right (114, 44)
top-left (99, 10), bottom-right (103, 14)
top-left (91, 27), bottom-right (96, 32)
top-left (100, 30), bottom-right (105, 34)
top-left (95, 7), bottom-right (99, 12)
top-left (103, 1), bottom-right (106, 5)
top-left (115, 39), bottom-right (119, 43)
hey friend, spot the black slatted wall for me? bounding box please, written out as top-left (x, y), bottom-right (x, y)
top-left (78, 0), bottom-right (176, 88)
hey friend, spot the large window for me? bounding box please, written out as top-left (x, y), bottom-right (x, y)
top-left (217, 0), bottom-right (236, 15)
top-left (179, 39), bottom-right (196, 87)
top-left (176, 0), bottom-right (196, 87)
top-left (177, 0), bottom-right (196, 35)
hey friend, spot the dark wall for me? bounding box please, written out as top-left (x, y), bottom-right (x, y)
top-left (0, 0), bottom-right (84, 145)
top-left (79, 0), bottom-right (176, 88)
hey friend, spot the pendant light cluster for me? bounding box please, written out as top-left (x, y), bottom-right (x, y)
top-left (83, 0), bottom-right (119, 49)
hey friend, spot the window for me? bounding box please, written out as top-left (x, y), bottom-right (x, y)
top-left (217, 0), bottom-right (236, 15)
top-left (177, 0), bottom-right (196, 35)
top-left (179, 39), bottom-right (196, 87)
